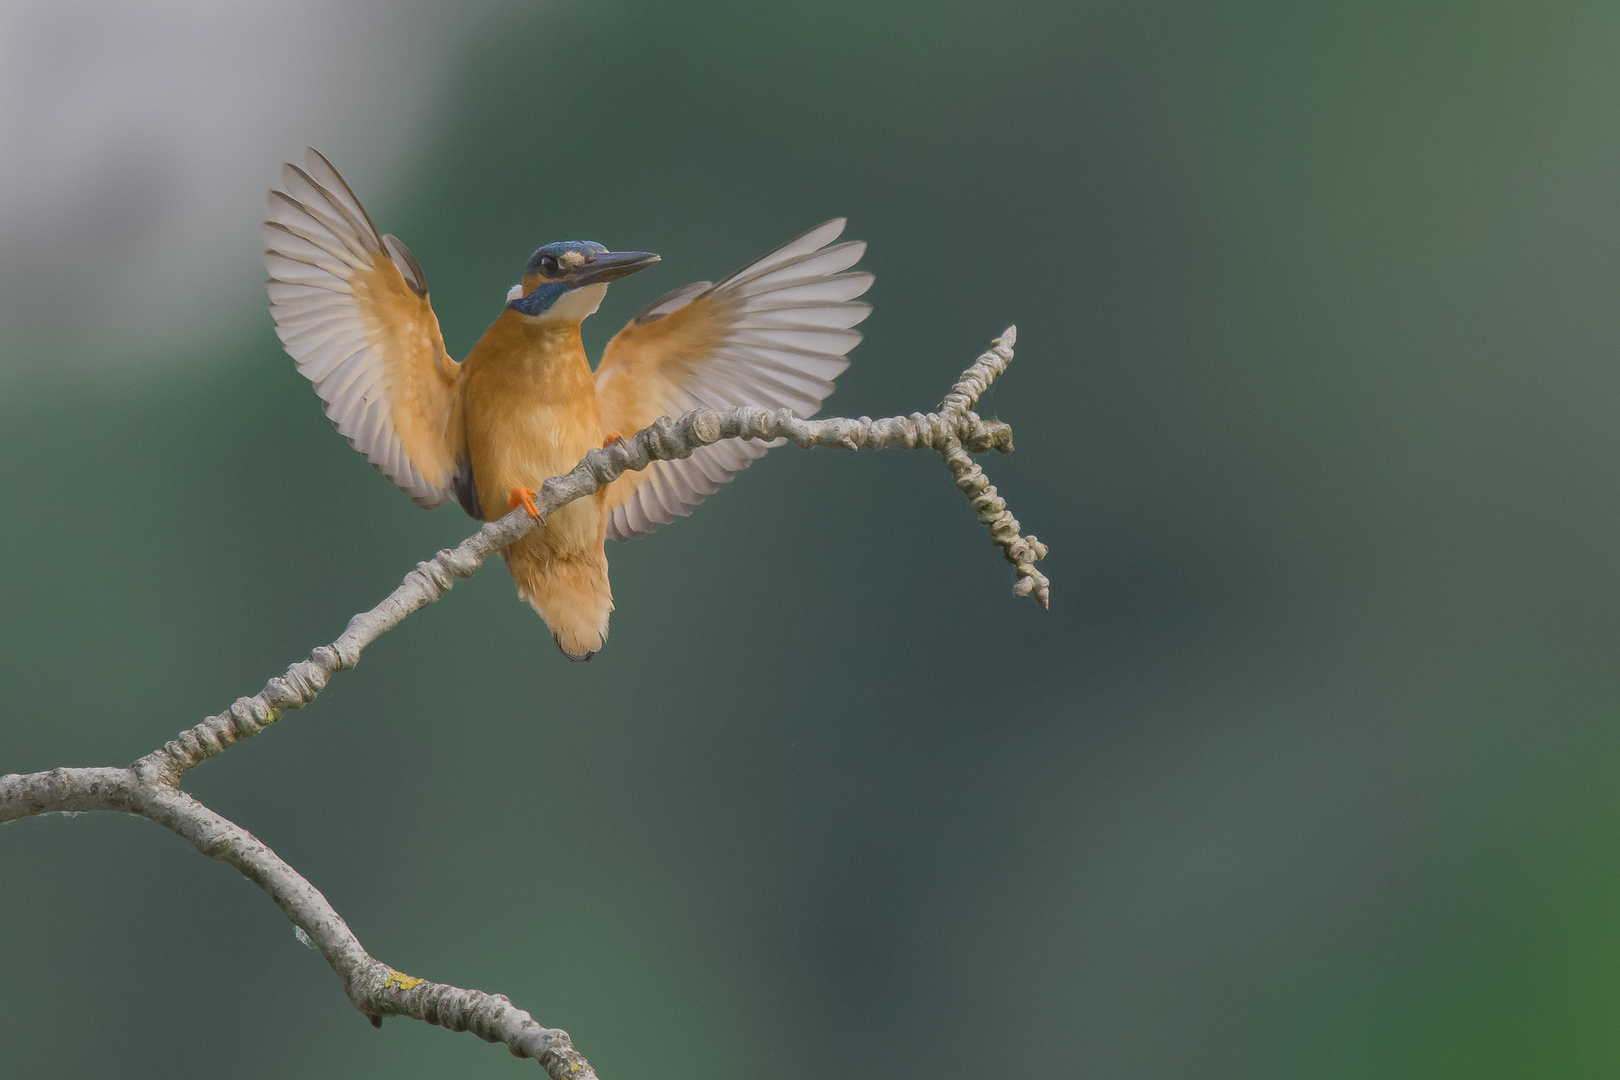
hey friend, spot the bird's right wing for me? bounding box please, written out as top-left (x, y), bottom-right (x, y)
top-left (264, 148), bottom-right (460, 508)
top-left (594, 219), bottom-right (872, 540)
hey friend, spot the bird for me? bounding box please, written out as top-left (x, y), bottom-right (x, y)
top-left (263, 149), bottom-right (872, 661)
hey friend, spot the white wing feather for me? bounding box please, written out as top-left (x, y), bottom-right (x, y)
top-left (601, 219), bottom-right (872, 540)
top-left (264, 149), bottom-right (454, 508)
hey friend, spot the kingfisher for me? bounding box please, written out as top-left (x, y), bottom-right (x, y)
top-left (263, 149), bottom-right (872, 660)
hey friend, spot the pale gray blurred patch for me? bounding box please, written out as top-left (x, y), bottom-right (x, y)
top-left (0, 0), bottom-right (517, 374)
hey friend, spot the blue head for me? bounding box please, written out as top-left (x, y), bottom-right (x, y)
top-left (507, 241), bottom-right (660, 319)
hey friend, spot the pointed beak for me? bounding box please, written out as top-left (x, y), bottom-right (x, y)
top-left (575, 250), bottom-right (660, 285)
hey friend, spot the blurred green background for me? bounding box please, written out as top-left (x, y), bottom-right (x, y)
top-left (5, 1), bottom-right (1620, 1076)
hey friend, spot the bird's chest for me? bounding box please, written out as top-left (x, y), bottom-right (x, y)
top-left (461, 318), bottom-right (603, 521)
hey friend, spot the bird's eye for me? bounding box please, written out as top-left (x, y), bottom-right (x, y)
top-left (539, 254), bottom-right (560, 276)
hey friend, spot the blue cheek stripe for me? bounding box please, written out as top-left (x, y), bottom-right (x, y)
top-left (510, 281), bottom-right (567, 315)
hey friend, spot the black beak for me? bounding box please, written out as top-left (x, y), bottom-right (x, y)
top-left (575, 250), bottom-right (660, 285)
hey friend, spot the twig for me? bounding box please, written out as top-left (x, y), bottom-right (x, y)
top-left (1, 329), bottom-right (1045, 1072)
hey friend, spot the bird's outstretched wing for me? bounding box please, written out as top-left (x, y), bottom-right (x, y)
top-left (264, 148), bottom-right (459, 508)
top-left (595, 219), bottom-right (872, 540)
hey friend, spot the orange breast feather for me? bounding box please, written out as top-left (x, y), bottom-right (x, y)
top-left (461, 309), bottom-right (604, 525)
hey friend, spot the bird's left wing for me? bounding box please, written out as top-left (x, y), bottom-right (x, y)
top-left (595, 219), bottom-right (872, 540)
top-left (264, 149), bottom-right (459, 508)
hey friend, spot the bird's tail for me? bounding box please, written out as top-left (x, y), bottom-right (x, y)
top-left (503, 534), bottom-right (613, 662)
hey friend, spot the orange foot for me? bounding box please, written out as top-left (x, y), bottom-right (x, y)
top-left (508, 486), bottom-right (541, 520)
top-left (602, 431), bottom-right (625, 448)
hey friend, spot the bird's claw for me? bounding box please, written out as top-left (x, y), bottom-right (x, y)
top-left (508, 486), bottom-right (541, 520)
top-left (602, 431), bottom-right (625, 449)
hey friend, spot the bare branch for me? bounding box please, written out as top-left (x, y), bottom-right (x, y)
top-left (1, 765), bottom-right (597, 1076)
top-left (131, 327), bottom-right (1042, 787)
top-left (1, 329), bottom-right (1045, 1073)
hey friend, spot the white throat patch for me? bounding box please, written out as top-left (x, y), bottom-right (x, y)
top-left (511, 282), bottom-right (609, 323)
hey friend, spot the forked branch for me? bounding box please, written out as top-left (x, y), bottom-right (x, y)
top-left (0, 328), bottom-right (1045, 1074)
